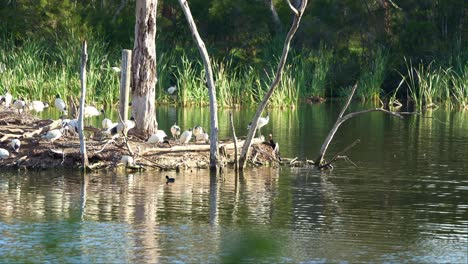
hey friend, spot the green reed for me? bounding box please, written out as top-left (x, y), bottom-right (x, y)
top-left (357, 48), bottom-right (388, 102)
top-left (0, 34), bottom-right (121, 108)
top-left (309, 44), bottom-right (333, 98)
top-left (397, 57), bottom-right (467, 110)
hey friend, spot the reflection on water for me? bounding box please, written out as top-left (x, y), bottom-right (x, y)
top-left (1, 105), bottom-right (467, 262)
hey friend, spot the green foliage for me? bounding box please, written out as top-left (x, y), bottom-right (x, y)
top-left (0, 1), bottom-right (466, 109)
top-left (356, 48), bottom-right (388, 102)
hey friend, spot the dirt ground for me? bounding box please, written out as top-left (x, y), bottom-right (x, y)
top-left (0, 110), bottom-right (282, 171)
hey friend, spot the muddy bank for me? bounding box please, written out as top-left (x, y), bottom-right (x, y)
top-left (0, 110), bottom-right (283, 171)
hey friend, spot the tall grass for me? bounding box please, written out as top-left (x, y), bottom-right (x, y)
top-left (0, 35), bottom-right (120, 108)
top-left (397, 57), bottom-right (467, 110)
top-left (356, 48), bottom-right (388, 102)
top-left (308, 45), bottom-right (333, 98)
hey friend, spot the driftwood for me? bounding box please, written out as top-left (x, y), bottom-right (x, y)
top-left (314, 83), bottom-right (404, 168)
top-left (178, 0), bottom-right (219, 170)
top-left (140, 138), bottom-right (264, 156)
top-left (239, 0), bottom-right (308, 169)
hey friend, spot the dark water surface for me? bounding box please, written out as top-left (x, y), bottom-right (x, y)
top-left (1, 103), bottom-right (467, 263)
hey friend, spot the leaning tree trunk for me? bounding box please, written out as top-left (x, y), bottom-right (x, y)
top-left (132, 0), bottom-right (158, 137)
top-left (239, 0), bottom-right (308, 169)
top-left (178, 0), bottom-right (219, 170)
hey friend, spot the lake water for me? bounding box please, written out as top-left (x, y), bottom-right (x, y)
top-left (1, 103), bottom-right (467, 263)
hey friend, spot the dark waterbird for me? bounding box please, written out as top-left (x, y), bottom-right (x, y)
top-left (166, 175), bottom-right (175, 184)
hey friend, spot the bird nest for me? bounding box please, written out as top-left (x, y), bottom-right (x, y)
top-left (0, 109), bottom-right (281, 171)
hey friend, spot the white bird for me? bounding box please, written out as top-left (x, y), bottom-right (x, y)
top-left (120, 155), bottom-right (134, 166)
top-left (170, 123), bottom-right (181, 139)
top-left (106, 117), bottom-right (136, 137)
top-left (248, 112), bottom-right (270, 137)
top-left (42, 129), bottom-right (63, 143)
top-left (55, 94), bottom-right (67, 115)
top-left (1, 92), bottom-right (13, 108)
top-left (28, 101), bottom-right (49, 113)
top-left (9, 139), bottom-right (21, 153)
top-left (12, 98), bottom-right (26, 114)
top-left (62, 118), bottom-right (79, 136)
top-left (0, 148), bottom-right (9, 159)
top-left (193, 125), bottom-right (204, 137)
top-left (167, 85), bottom-right (177, 95)
top-left (196, 132), bottom-right (209, 143)
top-left (147, 130), bottom-right (168, 144)
top-left (179, 128), bottom-right (192, 145)
top-left (81, 105), bottom-right (102, 118)
top-left (102, 118), bottom-right (117, 129)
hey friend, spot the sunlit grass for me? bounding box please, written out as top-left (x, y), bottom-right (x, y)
top-left (357, 48), bottom-right (388, 102)
top-left (397, 57), bottom-right (467, 110)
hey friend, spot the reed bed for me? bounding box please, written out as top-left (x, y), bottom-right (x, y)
top-left (1, 35), bottom-right (465, 110)
top-left (397, 57), bottom-right (467, 110)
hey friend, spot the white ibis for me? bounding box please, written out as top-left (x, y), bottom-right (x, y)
top-left (167, 85), bottom-right (177, 95)
top-left (0, 92), bottom-right (12, 108)
top-left (193, 125), bottom-right (204, 137)
top-left (28, 101), bottom-right (49, 113)
top-left (147, 130), bottom-right (168, 144)
top-left (106, 117), bottom-right (136, 137)
top-left (195, 132), bottom-right (209, 143)
top-left (12, 98), bottom-right (26, 114)
top-left (170, 123), bottom-right (181, 140)
top-left (81, 105), bottom-right (102, 118)
top-left (179, 128), bottom-right (192, 145)
top-left (9, 139), bottom-right (21, 152)
top-left (42, 128), bottom-right (63, 143)
top-left (248, 112), bottom-right (270, 137)
top-left (0, 148), bottom-right (9, 159)
top-left (102, 118), bottom-right (117, 129)
top-left (120, 155), bottom-right (134, 166)
top-left (55, 94), bottom-right (67, 115)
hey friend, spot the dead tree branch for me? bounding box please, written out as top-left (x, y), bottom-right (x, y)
top-left (314, 84), bottom-right (404, 167)
top-left (239, 0), bottom-right (308, 169)
top-left (178, 0), bottom-right (219, 171)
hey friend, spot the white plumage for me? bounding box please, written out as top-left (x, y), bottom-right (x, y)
top-left (61, 119), bottom-right (78, 135)
top-left (0, 148), bottom-right (9, 159)
top-left (167, 85), bottom-right (177, 95)
top-left (55, 94), bottom-right (67, 114)
top-left (28, 101), bottom-right (49, 113)
top-left (0, 92), bottom-right (12, 108)
top-left (81, 105), bottom-right (101, 118)
top-left (120, 155), bottom-right (134, 166)
top-left (42, 129), bottom-right (63, 143)
top-left (248, 112), bottom-right (270, 136)
top-left (9, 139), bottom-right (21, 152)
top-left (147, 130), bottom-right (168, 143)
top-left (193, 125), bottom-right (204, 137)
top-left (170, 123), bottom-right (181, 139)
top-left (106, 117), bottom-right (136, 137)
top-left (102, 118), bottom-right (117, 129)
top-left (179, 128), bottom-right (192, 145)
top-left (12, 98), bottom-right (26, 114)
top-left (195, 132), bottom-right (209, 142)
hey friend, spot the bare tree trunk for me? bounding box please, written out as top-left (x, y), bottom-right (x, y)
top-left (178, 0), bottom-right (219, 171)
top-left (132, 0), bottom-right (158, 137)
top-left (78, 41), bottom-right (89, 169)
top-left (239, 0), bottom-right (308, 169)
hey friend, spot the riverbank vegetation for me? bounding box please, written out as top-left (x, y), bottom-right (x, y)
top-left (0, 1), bottom-right (466, 109)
